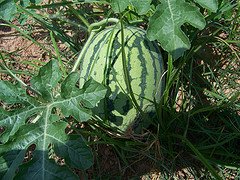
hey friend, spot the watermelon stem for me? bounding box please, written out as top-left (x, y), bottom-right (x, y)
top-left (103, 27), bottom-right (118, 121)
top-left (72, 18), bottom-right (120, 73)
top-left (88, 18), bottom-right (119, 33)
top-left (71, 32), bottom-right (96, 73)
top-left (119, 16), bottom-right (145, 118)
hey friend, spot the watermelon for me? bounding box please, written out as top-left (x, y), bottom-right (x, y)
top-left (79, 25), bottom-right (164, 131)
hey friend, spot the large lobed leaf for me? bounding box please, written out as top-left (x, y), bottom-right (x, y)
top-left (0, 60), bottom-right (107, 179)
top-left (107, 0), bottom-right (218, 59)
top-left (194, 0), bottom-right (218, 12)
top-left (147, 0), bottom-right (218, 59)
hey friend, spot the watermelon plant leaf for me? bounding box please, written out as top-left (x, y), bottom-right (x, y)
top-left (0, 0), bottom-right (42, 22)
top-left (0, 106), bottom-right (44, 144)
top-left (17, 158), bottom-right (78, 180)
top-left (1, 118), bottom-right (79, 180)
top-left (30, 59), bottom-right (62, 100)
top-left (0, 0), bottom-right (17, 21)
top-left (110, 0), bottom-right (151, 15)
top-left (194, 0), bottom-right (218, 12)
top-left (54, 136), bottom-right (93, 170)
top-left (0, 81), bottom-right (27, 104)
top-left (61, 72), bottom-right (80, 98)
top-left (0, 60), bottom-right (107, 179)
top-left (147, 0), bottom-right (214, 59)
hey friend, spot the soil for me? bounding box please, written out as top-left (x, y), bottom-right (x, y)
top-left (0, 20), bottom-right (50, 84)
top-left (0, 24), bottom-right (44, 59)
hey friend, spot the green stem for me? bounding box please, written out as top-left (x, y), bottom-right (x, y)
top-left (184, 58), bottom-right (194, 138)
top-left (0, 23), bottom-right (52, 55)
top-left (71, 32), bottom-right (96, 72)
top-left (0, 64), bottom-right (26, 88)
top-left (17, 4), bottom-right (78, 53)
top-left (71, 18), bottom-right (120, 73)
top-left (88, 18), bottom-right (119, 33)
top-left (119, 17), bottom-right (144, 116)
top-left (215, 36), bottom-right (240, 61)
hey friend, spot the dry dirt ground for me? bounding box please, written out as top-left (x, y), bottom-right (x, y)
top-left (0, 23), bottom-right (45, 59)
top-left (0, 20), bottom-right (51, 82)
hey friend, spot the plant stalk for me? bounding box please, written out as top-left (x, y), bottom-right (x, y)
top-left (88, 18), bottom-right (119, 33)
top-left (71, 18), bottom-right (120, 73)
top-left (71, 32), bottom-right (96, 73)
top-left (119, 16), bottom-right (144, 116)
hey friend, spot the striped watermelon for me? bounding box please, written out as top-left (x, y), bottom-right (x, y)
top-left (79, 25), bottom-right (164, 131)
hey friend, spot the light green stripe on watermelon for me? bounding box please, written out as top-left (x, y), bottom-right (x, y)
top-left (79, 25), bottom-right (164, 131)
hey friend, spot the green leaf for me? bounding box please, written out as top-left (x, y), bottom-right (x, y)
top-left (54, 136), bottom-right (93, 170)
top-left (110, 0), bottom-right (151, 15)
top-left (0, 60), bottom-right (107, 179)
top-left (0, 0), bottom-right (17, 21)
top-left (0, 106), bottom-right (44, 143)
top-left (30, 60), bottom-right (62, 100)
top-left (1, 117), bottom-right (79, 180)
top-left (0, 0), bottom-right (42, 22)
top-left (0, 81), bottom-right (27, 104)
top-left (81, 78), bottom-right (108, 108)
top-left (61, 72), bottom-right (80, 98)
top-left (194, 0), bottom-right (218, 12)
top-left (17, 159), bottom-right (78, 180)
top-left (147, 0), bottom-right (206, 59)
top-left (60, 73), bottom-right (107, 121)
